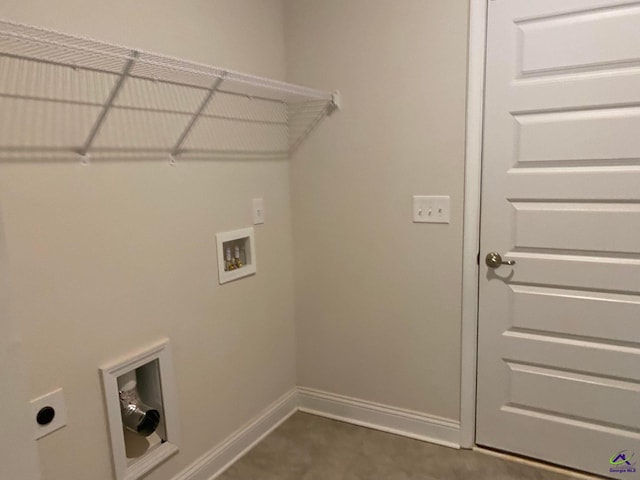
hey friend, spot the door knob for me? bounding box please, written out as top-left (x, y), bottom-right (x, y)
top-left (485, 252), bottom-right (515, 268)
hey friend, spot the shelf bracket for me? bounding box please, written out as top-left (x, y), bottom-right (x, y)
top-left (328, 90), bottom-right (342, 115)
top-left (78, 50), bottom-right (139, 156)
top-left (171, 73), bottom-right (227, 157)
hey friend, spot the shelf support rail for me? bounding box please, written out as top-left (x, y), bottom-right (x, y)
top-left (170, 72), bottom-right (227, 158)
top-left (78, 50), bottom-right (139, 157)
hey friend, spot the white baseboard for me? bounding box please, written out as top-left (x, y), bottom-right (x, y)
top-left (171, 389), bottom-right (298, 480)
top-left (297, 387), bottom-right (461, 449)
top-left (173, 387), bottom-right (461, 479)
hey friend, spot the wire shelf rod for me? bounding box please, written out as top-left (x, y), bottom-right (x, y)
top-left (0, 18), bottom-right (338, 159)
top-left (0, 91), bottom-right (289, 126)
top-left (0, 146), bottom-right (290, 156)
top-left (289, 102), bottom-right (331, 112)
top-left (0, 51), bottom-right (322, 108)
top-left (0, 30), bottom-right (131, 63)
top-left (0, 18), bottom-right (332, 99)
top-left (0, 146), bottom-right (82, 152)
top-left (0, 51), bottom-right (120, 77)
top-left (132, 72), bottom-right (317, 106)
top-left (101, 105), bottom-right (289, 126)
top-left (128, 73), bottom-right (297, 106)
top-left (218, 73), bottom-right (329, 101)
top-left (288, 107), bottom-right (329, 155)
top-left (0, 148), bottom-right (291, 163)
top-left (213, 88), bottom-right (289, 105)
top-left (180, 148), bottom-right (289, 156)
top-left (0, 51), bottom-right (216, 95)
top-left (1, 29), bottom-right (328, 100)
top-left (0, 92), bottom-right (103, 108)
top-left (196, 113), bottom-right (287, 126)
top-left (0, 49), bottom-right (331, 102)
top-left (0, 50), bottom-right (311, 109)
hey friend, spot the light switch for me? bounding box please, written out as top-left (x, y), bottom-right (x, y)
top-left (413, 195), bottom-right (450, 224)
top-left (30, 388), bottom-right (67, 440)
top-left (252, 198), bottom-right (265, 225)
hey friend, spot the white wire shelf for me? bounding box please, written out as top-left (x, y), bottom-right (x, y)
top-left (0, 19), bottom-right (339, 161)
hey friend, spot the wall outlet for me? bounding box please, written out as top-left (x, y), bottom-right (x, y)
top-left (30, 388), bottom-right (67, 440)
top-left (413, 195), bottom-right (450, 224)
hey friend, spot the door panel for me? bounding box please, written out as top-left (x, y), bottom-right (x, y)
top-left (512, 202), bottom-right (640, 253)
top-left (516, 108), bottom-right (640, 164)
top-left (518, 4), bottom-right (640, 75)
top-left (477, 1), bottom-right (640, 477)
top-left (508, 361), bottom-right (640, 430)
top-left (506, 254), bottom-right (640, 293)
top-left (510, 285), bottom-right (640, 344)
top-left (503, 333), bottom-right (640, 382)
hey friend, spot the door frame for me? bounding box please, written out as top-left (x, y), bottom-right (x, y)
top-left (460, 0), bottom-right (488, 449)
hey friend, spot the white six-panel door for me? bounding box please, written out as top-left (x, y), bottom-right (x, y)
top-left (477, 1), bottom-right (640, 478)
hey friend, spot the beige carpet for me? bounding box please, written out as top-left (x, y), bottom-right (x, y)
top-left (218, 412), bottom-right (574, 480)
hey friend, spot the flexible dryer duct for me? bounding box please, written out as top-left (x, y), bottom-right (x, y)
top-left (118, 371), bottom-right (160, 437)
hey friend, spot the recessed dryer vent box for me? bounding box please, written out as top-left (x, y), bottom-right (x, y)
top-left (216, 227), bottom-right (256, 284)
top-left (100, 339), bottom-right (180, 480)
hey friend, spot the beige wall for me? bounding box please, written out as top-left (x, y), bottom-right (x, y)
top-left (285, 0), bottom-right (469, 421)
top-left (2, 1), bottom-right (472, 477)
top-left (0, 208), bottom-right (41, 479)
top-left (1, 1), bottom-right (295, 479)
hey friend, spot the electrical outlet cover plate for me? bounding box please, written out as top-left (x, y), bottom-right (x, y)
top-left (413, 195), bottom-right (450, 224)
top-left (30, 388), bottom-right (67, 440)
top-left (252, 198), bottom-right (265, 225)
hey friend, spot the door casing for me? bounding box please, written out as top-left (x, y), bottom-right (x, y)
top-left (459, 0), bottom-right (488, 449)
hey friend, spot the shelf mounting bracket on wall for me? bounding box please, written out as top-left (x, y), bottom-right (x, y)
top-left (170, 72), bottom-right (227, 157)
top-left (78, 50), bottom-right (139, 157)
top-left (329, 91), bottom-right (342, 115)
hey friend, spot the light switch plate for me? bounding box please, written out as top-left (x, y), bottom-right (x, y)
top-left (252, 198), bottom-right (265, 225)
top-left (30, 388), bottom-right (67, 440)
top-left (413, 195), bottom-right (450, 224)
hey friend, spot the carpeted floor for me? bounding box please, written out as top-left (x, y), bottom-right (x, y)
top-left (217, 412), bottom-right (575, 480)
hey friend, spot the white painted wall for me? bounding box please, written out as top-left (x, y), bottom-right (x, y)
top-left (0, 1), bottom-right (295, 479)
top-left (2, 1), bottom-right (473, 476)
top-left (285, 0), bottom-right (469, 421)
top-left (0, 205), bottom-right (42, 480)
